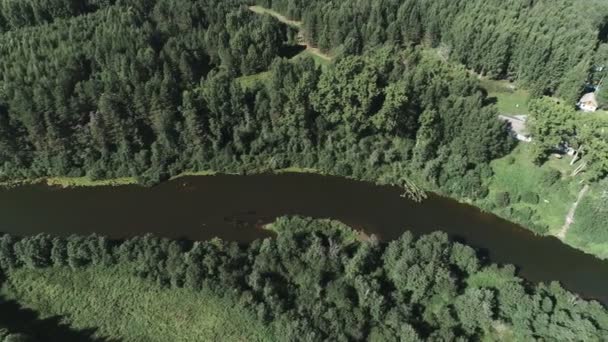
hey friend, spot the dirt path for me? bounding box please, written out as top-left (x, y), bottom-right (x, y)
top-left (556, 184), bottom-right (590, 240)
top-left (249, 6), bottom-right (332, 62)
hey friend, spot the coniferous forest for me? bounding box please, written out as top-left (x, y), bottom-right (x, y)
top-left (0, 0), bottom-right (519, 203)
top-left (0, 0), bottom-right (608, 340)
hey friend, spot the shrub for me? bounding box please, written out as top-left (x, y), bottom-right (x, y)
top-left (494, 192), bottom-right (511, 207)
top-left (521, 191), bottom-right (540, 204)
top-left (515, 207), bottom-right (534, 222)
top-left (529, 223), bottom-right (549, 235)
top-left (540, 168), bottom-right (561, 187)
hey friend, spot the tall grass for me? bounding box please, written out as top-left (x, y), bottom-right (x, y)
top-left (2, 266), bottom-right (275, 341)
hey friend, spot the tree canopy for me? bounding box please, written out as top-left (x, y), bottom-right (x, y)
top-left (1, 217), bottom-right (607, 341)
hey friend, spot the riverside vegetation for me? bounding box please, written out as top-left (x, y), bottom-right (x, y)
top-left (0, 0), bottom-right (607, 256)
top-left (0, 0), bottom-right (608, 339)
top-left (1, 217), bottom-right (608, 341)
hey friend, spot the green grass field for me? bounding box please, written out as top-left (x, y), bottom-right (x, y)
top-left (568, 185), bottom-right (608, 259)
top-left (480, 143), bottom-right (608, 258)
top-left (0, 176), bottom-right (137, 189)
top-left (480, 78), bottom-right (530, 115)
top-left (249, 6), bottom-right (301, 28)
top-left (292, 49), bottom-right (331, 66)
top-left (1, 266), bottom-right (275, 341)
top-left (482, 144), bottom-right (581, 235)
top-left (236, 49), bottom-right (329, 89)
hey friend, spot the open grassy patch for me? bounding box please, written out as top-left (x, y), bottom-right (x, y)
top-left (1, 266), bottom-right (275, 342)
top-left (291, 49), bottom-right (332, 67)
top-left (467, 265), bottom-right (518, 289)
top-left (248, 5), bottom-right (301, 29)
top-left (45, 177), bottom-right (137, 188)
top-left (236, 50), bottom-right (329, 89)
top-left (480, 79), bottom-right (530, 115)
top-left (1, 177), bottom-right (138, 189)
top-left (567, 185), bottom-right (608, 259)
top-left (482, 144), bottom-right (581, 235)
top-left (237, 71), bottom-right (272, 89)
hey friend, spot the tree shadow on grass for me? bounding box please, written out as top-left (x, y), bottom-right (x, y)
top-left (0, 298), bottom-right (117, 342)
top-left (278, 44), bottom-right (306, 59)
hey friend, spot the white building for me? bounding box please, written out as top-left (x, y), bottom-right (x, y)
top-left (578, 92), bottom-right (599, 112)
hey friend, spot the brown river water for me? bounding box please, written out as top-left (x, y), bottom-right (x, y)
top-left (0, 173), bottom-right (606, 304)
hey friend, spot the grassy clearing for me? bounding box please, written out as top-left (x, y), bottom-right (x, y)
top-left (275, 166), bottom-right (321, 174)
top-left (482, 144), bottom-right (581, 235)
top-left (0, 176), bottom-right (137, 189)
top-left (292, 49), bottom-right (331, 67)
top-left (237, 71), bottom-right (272, 89)
top-left (236, 49), bottom-right (329, 89)
top-left (1, 266), bottom-right (274, 342)
top-left (46, 177), bottom-right (137, 188)
top-left (249, 5), bottom-right (301, 28)
top-left (479, 78), bottom-right (530, 115)
top-left (567, 185), bottom-right (608, 259)
top-left (248, 5), bottom-right (332, 62)
top-left (481, 143), bottom-right (608, 259)
top-left (238, 6), bottom-right (333, 90)
top-left (170, 170), bottom-right (219, 179)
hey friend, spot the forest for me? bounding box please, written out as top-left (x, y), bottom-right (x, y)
top-left (256, 0), bottom-right (608, 104)
top-left (0, 0), bottom-right (607, 339)
top-left (1, 217), bottom-right (607, 341)
top-left (0, 0), bottom-right (515, 201)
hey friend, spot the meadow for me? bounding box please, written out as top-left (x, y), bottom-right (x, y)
top-left (1, 266), bottom-right (275, 341)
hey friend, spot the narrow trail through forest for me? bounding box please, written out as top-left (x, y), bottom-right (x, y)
top-left (556, 184), bottom-right (590, 240)
top-left (249, 5), bottom-right (332, 62)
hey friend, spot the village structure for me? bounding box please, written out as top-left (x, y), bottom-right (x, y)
top-left (578, 92), bottom-right (599, 112)
top-left (499, 115), bottom-right (532, 142)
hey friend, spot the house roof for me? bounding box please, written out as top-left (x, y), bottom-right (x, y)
top-left (580, 92), bottom-right (598, 107)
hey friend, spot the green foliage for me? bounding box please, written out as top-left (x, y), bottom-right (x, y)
top-left (569, 182), bottom-right (608, 256)
top-left (256, 0), bottom-right (608, 100)
top-left (495, 191), bottom-right (511, 207)
top-left (541, 168), bottom-right (562, 187)
top-left (1, 217), bottom-right (607, 340)
top-left (528, 97), bottom-right (576, 162)
top-left (529, 97), bottom-right (608, 180)
top-left (1, 266), bottom-right (275, 342)
top-left (521, 191), bottom-right (540, 204)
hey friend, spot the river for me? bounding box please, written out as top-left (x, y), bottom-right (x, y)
top-left (0, 173), bottom-right (606, 304)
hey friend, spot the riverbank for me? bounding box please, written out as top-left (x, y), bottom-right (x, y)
top-left (0, 176), bottom-right (138, 189)
top-left (0, 168), bottom-right (321, 189)
top-left (473, 144), bottom-right (608, 259)
top-left (1, 162), bottom-right (605, 259)
top-left (1, 217), bottom-right (606, 340)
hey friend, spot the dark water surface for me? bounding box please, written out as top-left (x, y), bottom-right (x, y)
top-left (1, 173), bottom-right (607, 304)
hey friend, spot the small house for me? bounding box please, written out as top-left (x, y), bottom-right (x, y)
top-left (578, 92), bottom-right (598, 112)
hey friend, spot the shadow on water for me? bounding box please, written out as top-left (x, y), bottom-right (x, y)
top-left (0, 297), bottom-right (112, 342)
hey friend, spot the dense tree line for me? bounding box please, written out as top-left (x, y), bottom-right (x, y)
top-left (0, 217), bottom-right (607, 340)
top-left (0, 0), bottom-right (516, 199)
top-left (0, 11), bottom-right (512, 197)
top-left (0, 0), bottom-right (291, 184)
top-left (0, 0), bottom-right (113, 32)
top-left (256, 0), bottom-right (608, 103)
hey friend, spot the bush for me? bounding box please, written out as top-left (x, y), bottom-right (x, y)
top-left (515, 207), bottom-right (534, 222)
top-left (529, 223), bottom-right (549, 235)
top-left (521, 191), bottom-right (540, 204)
top-left (494, 192), bottom-right (511, 207)
top-left (540, 168), bottom-right (561, 187)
